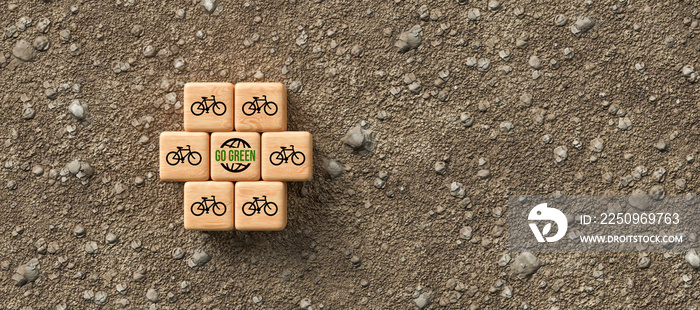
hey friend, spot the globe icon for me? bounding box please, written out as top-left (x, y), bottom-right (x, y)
top-left (220, 138), bottom-right (251, 149)
top-left (220, 138), bottom-right (252, 173)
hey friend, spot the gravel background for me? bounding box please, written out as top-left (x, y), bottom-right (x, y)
top-left (1, 0), bottom-right (699, 309)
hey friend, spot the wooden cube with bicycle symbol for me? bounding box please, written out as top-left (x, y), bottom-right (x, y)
top-left (234, 181), bottom-right (287, 231)
top-left (161, 81), bottom-right (312, 231)
top-left (184, 82), bottom-right (234, 132)
top-left (234, 82), bottom-right (287, 132)
top-left (184, 181), bottom-right (234, 231)
top-left (159, 131), bottom-right (210, 181)
top-left (261, 131), bottom-right (313, 181)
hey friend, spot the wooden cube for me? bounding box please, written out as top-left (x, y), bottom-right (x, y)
top-left (184, 181), bottom-right (234, 231)
top-left (210, 132), bottom-right (261, 181)
top-left (261, 131), bottom-right (313, 181)
top-left (159, 132), bottom-right (209, 181)
top-left (184, 82), bottom-right (234, 132)
top-left (234, 181), bottom-right (287, 231)
top-left (234, 82), bottom-right (287, 132)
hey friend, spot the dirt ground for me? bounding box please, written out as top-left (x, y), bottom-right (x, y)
top-left (1, 0), bottom-right (699, 309)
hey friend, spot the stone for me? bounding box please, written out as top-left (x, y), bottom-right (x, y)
top-left (146, 288), bottom-right (159, 303)
top-left (33, 36), bottom-right (50, 51)
top-left (590, 138), bottom-right (604, 153)
top-left (68, 100), bottom-right (84, 119)
top-left (12, 39), bottom-right (35, 61)
top-left (341, 124), bottom-right (373, 151)
top-left (395, 25), bottom-right (422, 53)
top-left (686, 250), bottom-right (700, 269)
top-left (188, 249), bottom-right (211, 267)
top-left (324, 159), bottom-right (343, 179)
top-left (11, 258), bottom-right (40, 286)
top-left (201, 0), bottom-right (218, 14)
top-left (300, 298), bottom-right (312, 309)
top-left (571, 16), bottom-right (595, 34)
top-left (414, 292), bottom-right (432, 309)
top-left (450, 182), bottom-right (465, 199)
top-left (512, 252), bottom-right (541, 276)
top-left (554, 146), bottom-right (568, 163)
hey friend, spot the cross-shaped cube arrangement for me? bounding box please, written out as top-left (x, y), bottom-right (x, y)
top-left (159, 82), bottom-right (312, 231)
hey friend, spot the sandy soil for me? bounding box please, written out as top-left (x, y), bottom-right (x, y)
top-left (1, 0), bottom-right (699, 309)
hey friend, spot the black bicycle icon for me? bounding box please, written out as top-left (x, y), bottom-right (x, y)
top-left (191, 95), bottom-right (226, 116)
top-left (242, 95), bottom-right (278, 116)
top-left (242, 196), bottom-right (278, 216)
top-left (191, 195), bottom-right (226, 216)
top-left (270, 145), bottom-right (306, 166)
top-left (166, 145), bottom-right (202, 166)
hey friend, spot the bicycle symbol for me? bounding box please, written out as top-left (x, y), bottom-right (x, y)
top-left (191, 195), bottom-right (226, 216)
top-left (242, 95), bottom-right (278, 116)
top-left (242, 195), bottom-right (278, 216)
top-left (166, 145), bottom-right (202, 166)
top-left (270, 145), bottom-right (306, 166)
top-left (191, 95), bottom-right (226, 116)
